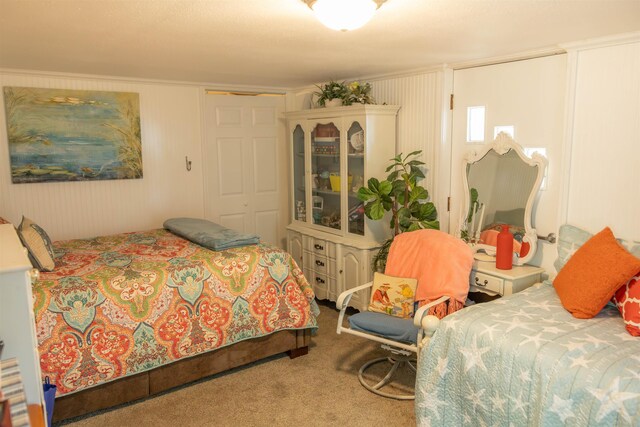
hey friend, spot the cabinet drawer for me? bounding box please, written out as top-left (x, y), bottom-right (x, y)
top-left (301, 235), bottom-right (337, 259)
top-left (312, 254), bottom-right (328, 275)
top-left (307, 270), bottom-right (335, 300)
top-left (311, 272), bottom-right (329, 288)
top-left (311, 239), bottom-right (329, 256)
top-left (303, 252), bottom-right (337, 278)
top-left (470, 271), bottom-right (504, 295)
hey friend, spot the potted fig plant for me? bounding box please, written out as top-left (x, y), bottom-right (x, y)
top-left (313, 80), bottom-right (348, 107)
top-left (357, 150), bottom-right (439, 271)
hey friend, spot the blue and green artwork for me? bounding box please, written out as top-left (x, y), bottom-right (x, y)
top-left (3, 87), bottom-right (142, 183)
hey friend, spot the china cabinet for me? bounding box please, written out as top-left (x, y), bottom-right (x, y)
top-left (285, 105), bottom-right (400, 311)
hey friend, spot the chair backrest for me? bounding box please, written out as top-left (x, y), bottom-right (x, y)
top-left (384, 229), bottom-right (474, 316)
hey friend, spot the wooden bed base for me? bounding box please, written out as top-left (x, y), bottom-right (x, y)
top-left (52, 329), bottom-right (311, 422)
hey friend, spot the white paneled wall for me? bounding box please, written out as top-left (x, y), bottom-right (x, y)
top-left (0, 72), bottom-right (205, 240)
top-left (562, 36), bottom-right (640, 240)
top-left (370, 72), bottom-right (444, 204)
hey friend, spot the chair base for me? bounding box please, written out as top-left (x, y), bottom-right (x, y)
top-left (358, 351), bottom-right (417, 400)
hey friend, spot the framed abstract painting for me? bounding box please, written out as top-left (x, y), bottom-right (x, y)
top-left (3, 87), bottom-right (142, 183)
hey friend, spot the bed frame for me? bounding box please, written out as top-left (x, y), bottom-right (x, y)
top-left (53, 329), bottom-right (310, 422)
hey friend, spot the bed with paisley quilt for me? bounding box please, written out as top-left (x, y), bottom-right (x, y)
top-left (32, 228), bottom-right (319, 422)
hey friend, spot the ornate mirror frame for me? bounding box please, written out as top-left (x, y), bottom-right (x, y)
top-left (461, 132), bottom-right (547, 265)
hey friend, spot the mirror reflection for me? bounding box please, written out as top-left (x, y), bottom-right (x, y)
top-left (464, 149), bottom-right (538, 258)
top-left (461, 133), bottom-right (547, 265)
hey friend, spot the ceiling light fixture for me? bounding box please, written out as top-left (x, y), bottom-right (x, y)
top-left (304, 0), bottom-right (387, 32)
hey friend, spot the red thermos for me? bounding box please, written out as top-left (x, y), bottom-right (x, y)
top-left (496, 225), bottom-right (514, 270)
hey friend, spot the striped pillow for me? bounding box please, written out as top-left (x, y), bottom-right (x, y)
top-left (17, 217), bottom-right (55, 271)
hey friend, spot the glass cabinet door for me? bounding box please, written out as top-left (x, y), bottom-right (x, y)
top-left (292, 125), bottom-right (306, 222)
top-left (311, 122), bottom-right (341, 231)
top-left (347, 121), bottom-right (365, 236)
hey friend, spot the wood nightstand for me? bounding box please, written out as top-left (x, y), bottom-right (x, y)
top-left (469, 261), bottom-right (545, 297)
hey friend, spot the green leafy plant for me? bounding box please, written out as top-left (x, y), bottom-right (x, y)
top-left (344, 81), bottom-right (375, 105)
top-left (313, 80), bottom-right (348, 107)
top-left (357, 151), bottom-right (439, 271)
top-left (460, 187), bottom-right (479, 242)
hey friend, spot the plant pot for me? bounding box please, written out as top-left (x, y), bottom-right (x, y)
top-left (325, 98), bottom-right (343, 108)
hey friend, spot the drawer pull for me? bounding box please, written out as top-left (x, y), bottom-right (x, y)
top-left (474, 277), bottom-right (487, 287)
top-left (314, 244), bottom-right (324, 250)
top-left (315, 277), bottom-right (325, 284)
top-left (315, 260), bottom-right (325, 267)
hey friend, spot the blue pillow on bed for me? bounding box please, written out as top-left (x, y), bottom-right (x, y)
top-left (554, 224), bottom-right (640, 273)
top-left (164, 217), bottom-right (259, 251)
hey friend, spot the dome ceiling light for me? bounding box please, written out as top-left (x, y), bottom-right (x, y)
top-left (303, 0), bottom-right (388, 32)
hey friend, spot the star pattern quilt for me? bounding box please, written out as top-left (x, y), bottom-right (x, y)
top-left (416, 282), bottom-right (640, 426)
top-left (33, 229), bottom-right (319, 396)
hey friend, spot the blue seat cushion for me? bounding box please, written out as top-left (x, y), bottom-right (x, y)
top-left (348, 311), bottom-right (419, 344)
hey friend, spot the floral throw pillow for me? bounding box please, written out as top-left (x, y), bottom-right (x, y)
top-left (613, 272), bottom-right (640, 336)
top-left (368, 272), bottom-right (418, 319)
top-left (17, 216), bottom-right (56, 272)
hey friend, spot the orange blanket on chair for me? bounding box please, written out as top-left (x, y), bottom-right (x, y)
top-left (385, 229), bottom-right (473, 319)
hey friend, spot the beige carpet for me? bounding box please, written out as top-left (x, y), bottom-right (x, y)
top-left (59, 301), bottom-right (416, 427)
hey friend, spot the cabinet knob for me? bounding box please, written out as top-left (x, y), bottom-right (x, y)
top-left (339, 269), bottom-right (343, 274)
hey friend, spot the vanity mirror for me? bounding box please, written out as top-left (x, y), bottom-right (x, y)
top-left (461, 132), bottom-right (547, 265)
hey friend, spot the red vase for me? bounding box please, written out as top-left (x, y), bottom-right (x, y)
top-left (496, 225), bottom-right (514, 270)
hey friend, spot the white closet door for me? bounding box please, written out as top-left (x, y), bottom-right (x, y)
top-left (449, 55), bottom-right (566, 269)
top-left (203, 94), bottom-right (286, 247)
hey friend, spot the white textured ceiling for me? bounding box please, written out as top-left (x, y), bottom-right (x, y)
top-left (0, 0), bottom-right (639, 88)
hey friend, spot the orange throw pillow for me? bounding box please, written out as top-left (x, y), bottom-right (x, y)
top-left (553, 227), bottom-right (640, 319)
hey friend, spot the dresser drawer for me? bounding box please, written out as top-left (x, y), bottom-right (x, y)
top-left (303, 236), bottom-right (326, 256)
top-left (311, 271), bottom-right (329, 288)
top-left (306, 269), bottom-right (336, 301)
top-left (302, 236), bottom-right (337, 259)
top-left (470, 270), bottom-right (504, 295)
top-left (312, 254), bottom-right (328, 275)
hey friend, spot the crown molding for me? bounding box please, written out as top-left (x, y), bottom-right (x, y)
top-left (0, 67), bottom-right (289, 94)
top-left (559, 31), bottom-right (640, 51)
top-left (449, 46), bottom-right (566, 70)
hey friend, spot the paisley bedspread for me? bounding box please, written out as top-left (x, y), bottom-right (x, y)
top-left (33, 229), bottom-right (319, 396)
top-left (416, 282), bottom-right (640, 426)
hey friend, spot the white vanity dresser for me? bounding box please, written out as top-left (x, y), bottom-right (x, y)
top-left (460, 133), bottom-right (548, 300)
top-left (470, 262), bottom-right (545, 297)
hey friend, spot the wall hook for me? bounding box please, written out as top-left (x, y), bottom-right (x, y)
top-left (185, 156), bottom-right (192, 172)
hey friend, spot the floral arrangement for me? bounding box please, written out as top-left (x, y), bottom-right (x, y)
top-left (314, 80), bottom-right (376, 107)
top-left (344, 81), bottom-right (374, 105)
